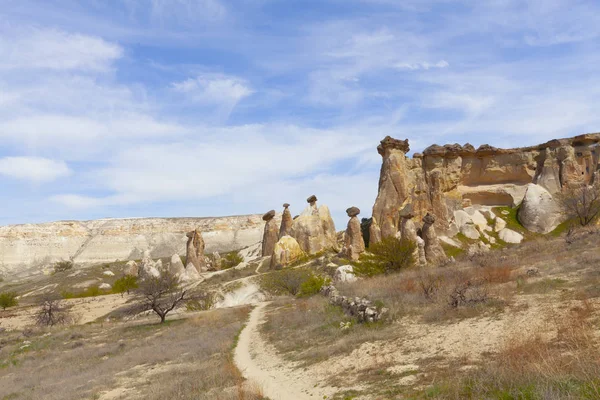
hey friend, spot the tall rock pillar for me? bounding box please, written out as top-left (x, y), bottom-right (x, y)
top-left (262, 210), bottom-right (279, 257)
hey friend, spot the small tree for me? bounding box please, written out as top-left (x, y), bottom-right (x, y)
top-left (113, 275), bottom-right (138, 297)
top-left (560, 184), bottom-right (600, 227)
top-left (53, 260), bottom-right (74, 274)
top-left (0, 291), bottom-right (18, 310)
top-left (353, 236), bottom-right (416, 277)
top-left (35, 295), bottom-right (73, 326)
top-left (137, 267), bottom-right (186, 323)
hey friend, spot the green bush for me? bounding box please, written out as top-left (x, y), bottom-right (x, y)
top-left (53, 260), bottom-right (74, 273)
top-left (61, 285), bottom-right (110, 299)
top-left (259, 269), bottom-right (327, 297)
top-left (221, 251), bottom-right (244, 269)
top-left (0, 291), bottom-right (18, 310)
top-left (113, 275), bottom-right (138, 296)
top-left (353, 236), bottom-right (416, 277)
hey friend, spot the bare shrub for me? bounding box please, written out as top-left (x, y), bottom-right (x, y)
top-left (560, 183), bottom-right (600, 226)
top-left (35, 295), bottom-right (73, 326)
top-left (137, 266), bottom-right (186, 323)
top-left (53, 260), bottom-right (74, 273)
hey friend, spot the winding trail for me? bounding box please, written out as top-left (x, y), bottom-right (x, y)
top-left (234, 302), bottom-right (336, 400)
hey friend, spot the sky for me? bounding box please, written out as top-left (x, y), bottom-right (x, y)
top-left (2, 0), bottom-right (600, 228)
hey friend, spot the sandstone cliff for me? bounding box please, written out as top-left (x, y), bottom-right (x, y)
top-left (371, 133), bottom-right (600, 236)
top-left (0, 215), bottom-right (265, 277)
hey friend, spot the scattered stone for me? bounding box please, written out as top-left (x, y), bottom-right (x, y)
top-left (467, 242), bottom-right (491, 256)
top-left (99, 283), bottom-right (112, 290)
top-left (527, 268), bottom-right (540, 277)
top-left (494, 218), bottom-right (507, 232)
top-left (262, 210), bottom-right (279, 257)
top-left (321, 284), bottom-right (387, 323)
top-left (334, 265), bottom-right (357, 283)
top-left (439, 236), bottom-right (462, 248)
top-left (460, 223), bottom-right (481, 240)
top-left (498, 228), bottom-right (524, 244)
top-left (102, 270), bottom-right (115, 276)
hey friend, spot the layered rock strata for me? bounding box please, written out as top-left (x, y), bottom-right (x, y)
top-left (371, 134), bottom-right (600, 237)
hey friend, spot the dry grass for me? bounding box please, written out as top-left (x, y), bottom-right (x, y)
top-left (422, 301), bottom-right (600, 399)
top-left (0, 306), bottom-right (265, 400)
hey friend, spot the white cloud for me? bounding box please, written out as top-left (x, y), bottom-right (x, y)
top-left (0, 28), bottom-right (123, 71)
top-left (172, 74), bottom-right (253, 103)
top-left (0, 157), bottom-right (71, 183)
top-left (394, 60), bottom-right (449, 70)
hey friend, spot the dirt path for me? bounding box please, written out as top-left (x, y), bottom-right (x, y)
top-left (234, 302), bottom-right (336, 400)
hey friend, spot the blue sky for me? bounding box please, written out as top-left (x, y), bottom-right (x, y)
top-left (2, 0), bottom-right (600, 228)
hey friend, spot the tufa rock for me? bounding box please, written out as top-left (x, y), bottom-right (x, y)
top-left (334, 265), bottom-right (357, 283)
top-left (291, 203), bottom-right (338, 254)
top-left (170, 254), bottom-right (185, 276)
top-left (498, 228), bottom-right (524, 244)
top-left (342, 207), bottom-right (365, 261)
top-left (262, 211), bottom-right (279, 257)
top-left (125, 260), bottom-right (139, 277)
top-left (186, 229), bottom-right (207, 273)
top-left (421, 214), bottom-right (448, 265)
top-left (279, 204), bottom-right (293, 238)
top-left (271, 235), bottom-right (305, 268)
top-left (518, 183), bottom-right (562, 234)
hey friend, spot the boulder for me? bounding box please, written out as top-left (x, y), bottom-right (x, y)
top-left (494, 217), bottom-right (507, 232)
top-left (454, 210), bottom-right (473, 229)
top-left (271, 236), bottom-right (305, 268)
top-left (342, 207), bottom-right (365, 261)
top-left (421, 214), bottom-right (447, 265)
top-left (498, 228), bottom-right (524, 244)
top-left (290, 203), bottom-right (338, 255)
top-left (103, 270), bottom-right (115, 276)
top-left (99, 283), bottom-right (112, 290)
top-left (170, 254), bottom-right (185, 276)
top-left (334, 265), bottom-right (357, 283)
top-left (180, 263), bottom-right (202, 282)
top-left (460, 223), bottom-right (480, 240)
top-left (124, 260), bottom-right (139, 277)
top-left (261, 210), bottom-right (279, 257)
top-left (518, 183), bottom-right (562, 234)
top-left (279, 203), bottom-right (293, 238)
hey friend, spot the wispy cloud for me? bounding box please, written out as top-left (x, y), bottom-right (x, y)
top-left (0, 157), bottom-right (71, 183)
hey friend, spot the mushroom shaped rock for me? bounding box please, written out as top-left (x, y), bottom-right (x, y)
top-left (518, 183), bottom-right (562, 234)
top-left (421, 213), bottom-right (448, 265)
top-left (342, 207), bottom-right (365, 261)
top-left (262, 210), bottom-right (279, 257)
top-left (279, 203), bottom-right (293, 238)
top-left (290, 204), bottom-right (338, 254)
top-left (271, 235), bottom-right (305, 268)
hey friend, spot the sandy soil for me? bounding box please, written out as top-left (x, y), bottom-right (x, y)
top-left (234, 302), bottom-right (337, 400)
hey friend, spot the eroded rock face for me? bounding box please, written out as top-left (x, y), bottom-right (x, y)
top-left (261, 210), bottom-right (279, 257)
top-left (271, 235), bottom-right (305, 268)
top-left (518, 183), bottom-right (563, 234)
top-left (370, 133), bottom-right (600, 237)
top-left (279, 203), bottom-right (293, 238)
top-left (342, 207), bottom-right (365, 261)
top-left (170, 254), bottom-right (185, 277)
top-left (186, 229), bottom-right (207, 273)
top-left (291, 199), bottom-right (338, 255)
top-left (421, 214), bottom-right (447, 265)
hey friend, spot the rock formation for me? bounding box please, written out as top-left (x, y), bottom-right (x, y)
top-left (0, 215), bottom-right (266, 277)
top-left (321, 284), bottom-right (387, 323)
top-left (370, 133), bottom-right (600, 237)
top-left (290, 196), bottom-right (338, 254)
top-left (271, 236), bottom-right (305, 268)
top-left (279, 203), bottom-right (293, 238)
top-left (518, 183), bottom-right (563, 234)
top-left (186, 229), bottom-right (207, 273)
top-left (261, 210), bottom-right (279, 257)
top-left (421, 214), bottom-right (447, 265)
top-left (170, 254), bottom-right (185, 276)
top-left (333, 265), bottom-right (358, 283)
top-left (124, 260), bottom-right (139, 277)
top-left (342, 206), bottom-right (365, 261)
